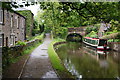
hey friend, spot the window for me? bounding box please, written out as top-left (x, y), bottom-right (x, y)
top-left (17, 16), bottom-right (19, 29)
top-left (10, 35), bottom-right (15, 46)
top-left (0, 34), bottom-right (2, 47)
top-left (99, 40), bottom-right (107, 46)
top-left (11, 15), bottom-right (13, 28)
top-left (0, 34), bottom-right (4, 47)
top-left (91, 40), bottom-right (95, 45)
top-left (95, 40), bottom-right (98, 45)
top-left (0, 8), bottom-right (3, 24)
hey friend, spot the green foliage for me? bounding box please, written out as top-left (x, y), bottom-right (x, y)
top-left (3, 39), bottom-right (42, 69)
top-left (22, 41), bottom-right (42, 55)
top-left (48, 39), bottom-right (74, 78)
top-left (2, 2), bottom-right (12, 9)
top-left (34, 2), bottom-right (120, 39)
top-left (39, 24), bottom-right (44, 33)
top-left (32, 20), bottom-right (40, 36)
top-left (29, 33), bottom-right (44, 41)
top-left (35, 3), bottom-right (69, 38)
top-left (102, 32), bottom-right (120, 40)
top-left (86, 24), bottom-right (100, 34)
top-left (39, 2), bottom-right (119, 38)
top-left (16, 41), bottom-right (26, 46)
top-left (32, 29), bottom-right (38, 36)
top-left (108, 39), bottom-right (120, 42)
top-left (86, 27), bottom-right (92, 34)
top-left (17, 10), bottom-right (33, 38)
top-left (34, 33), bottom-right (44, 40)
top-left (86, 31), bottom-right (98, 38)
top-left (105, 30), bottom-right (118, 35)
top-left (102, 20), bottom-right (120, 40)
top-left (109, 20), bottom-right (120, 31)
top-left (55, 27), bottom-right (68, 39)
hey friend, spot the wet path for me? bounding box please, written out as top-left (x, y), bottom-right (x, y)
top-left (21, 33), bottom-right (58, 78)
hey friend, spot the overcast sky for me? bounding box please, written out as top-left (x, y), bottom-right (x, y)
top-left (24, 4), bottom-right (40, 16)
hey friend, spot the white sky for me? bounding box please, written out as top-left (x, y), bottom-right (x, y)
top-left (24, 4), bottom-right (40, 16)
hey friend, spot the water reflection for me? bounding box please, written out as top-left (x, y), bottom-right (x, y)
top-left (56, 42), bottom-right (120, 78)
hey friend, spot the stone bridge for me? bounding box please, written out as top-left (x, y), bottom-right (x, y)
top-left (66, 27), bottom-right (87, 42)
top-left (68, 27), bottom-right (86, 36)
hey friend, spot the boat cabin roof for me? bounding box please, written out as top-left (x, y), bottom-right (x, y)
top-left (84, 37), bottom-right (107, 40)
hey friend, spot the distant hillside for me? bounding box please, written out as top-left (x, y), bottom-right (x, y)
top-left (17, 10), bottom-right (34, 39)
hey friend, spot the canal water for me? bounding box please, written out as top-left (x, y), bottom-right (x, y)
top-left (55, 42), bottom-right (120, 79)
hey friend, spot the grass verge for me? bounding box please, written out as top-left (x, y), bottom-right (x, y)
top-left (3, 34), bottom-right (44, 75)
top-left (28, 33), bottom-right (45, 41)
top-left (22, 41), bottom-right (42, 55)
top-left (48, 38), bottom-right (75, 78)
top-left (10, 33), bottom-right (44, 64)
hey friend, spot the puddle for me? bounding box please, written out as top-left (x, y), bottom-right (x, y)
top-left (42, 71), bottom-right (58, 78)
top-left (41, 49), bottom-right (48, 50)
top-left (41, 55), bottom-right (47, 56)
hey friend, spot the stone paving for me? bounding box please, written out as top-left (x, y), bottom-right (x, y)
top-left (21, 33), bottom-right (58, 78)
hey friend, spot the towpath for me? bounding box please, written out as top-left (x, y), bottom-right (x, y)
top-left (20, 33), bottom-right (58, 78)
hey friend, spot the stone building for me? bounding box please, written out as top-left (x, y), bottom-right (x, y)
top-left (14, 8), bottom-right (34, 38)
top-left (0, 8), bottom-right (26, 47)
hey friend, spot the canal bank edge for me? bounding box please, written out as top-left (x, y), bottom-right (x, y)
top-left (48, 39), bottom-right (75, 79)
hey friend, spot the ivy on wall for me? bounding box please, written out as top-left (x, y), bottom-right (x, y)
top-left (17, 10), bottom-right (33, 39)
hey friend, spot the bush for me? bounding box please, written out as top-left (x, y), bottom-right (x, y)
top-left (28, 33), bottom-right (44, 41)
top-left (108, 39), bottom-right (120, 42)
top-left (109, 20), bottom-right (119, 31)
top-left (105, 30), bottom-right (118, 35)
top-left (86, 31), bottom-right (98, 38)
top-left (58, 27), bottom-right (68, 39)
top-left (85, 24), bottom-right (100, 34)
top-left (34, 33), bottom-right (44, 40)
top-left (16, 41), bottom-right (26, 46)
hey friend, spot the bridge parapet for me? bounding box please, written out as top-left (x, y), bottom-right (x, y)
top-left (68, 27), bottom-right (86, 36)
top-left (68, 27), bottom-right (86, 32)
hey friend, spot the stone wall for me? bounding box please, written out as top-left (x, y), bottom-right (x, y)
top-left (2, 39), bottom-right (41, 69)
top-left (1, 8), bottom-right (26, 47)
top-left (53, 41), bottom-right (67, 47)
top-left (17, 10), bottom-right (34, 38)
top-left (68, 27), bottom-right (86, 32)
top-left (68, 27), bottom-right (86, 36)
top-left (108, 42), bottom-right (120, 52)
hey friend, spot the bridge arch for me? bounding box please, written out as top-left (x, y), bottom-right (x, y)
top-left (66, 33), bottom-right (82, 42)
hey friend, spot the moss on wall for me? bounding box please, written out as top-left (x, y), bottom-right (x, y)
top-left (17, 10), bottom-right (34, 38)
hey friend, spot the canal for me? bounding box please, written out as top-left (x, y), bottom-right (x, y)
top-left (55, 42), bottom-right (120, 78)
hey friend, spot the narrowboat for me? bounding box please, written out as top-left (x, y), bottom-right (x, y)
top-left (83, 37), bottom-right (110, 50)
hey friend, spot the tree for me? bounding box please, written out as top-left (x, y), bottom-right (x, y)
top-left (39, 2), bottom-right (119, 38)
top-left (2, 2), bottom-right (119, 38)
